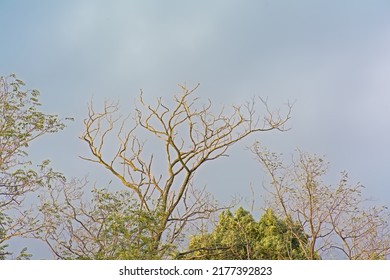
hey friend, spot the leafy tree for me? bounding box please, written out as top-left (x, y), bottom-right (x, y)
top-left (180, 207), bottom-right (311, 259)
top-left (0, 74), bottom-right (66, 258)
top-left (252, 144), bottom-right (390, 259)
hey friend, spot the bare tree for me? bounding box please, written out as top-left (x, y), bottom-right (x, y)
top-left (78, 84), bottom-right (292, 255)
top-left (330, 189), bottom-right (390, 259)
top-left (252, 144), bottom-right (390, 259)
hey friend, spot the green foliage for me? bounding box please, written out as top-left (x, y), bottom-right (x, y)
top-left (39, 183), bottom-right (176, 260)
top-left (16, 247), bottom-right (32, 260)
top-left (88, 189), bottom-right (170, 260)
top-left (182, 207), bottom-right (312, 260)
top-left (0, 212), bottom-right (10, 259)
top-left (257, 209), bottom-right (312, 259)
top-left (0, 74), bottom-right (66, 258)
top-left (0, 74), bottom-right (65, 163)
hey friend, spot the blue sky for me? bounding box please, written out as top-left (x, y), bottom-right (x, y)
top-left (1, 0), bottom-right (390, 258)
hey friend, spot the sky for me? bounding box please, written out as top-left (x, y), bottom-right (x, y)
top-left (1, 0), bottom-right (390, 259)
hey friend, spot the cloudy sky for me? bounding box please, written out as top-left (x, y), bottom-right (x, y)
top-left (1, 0), bottom-right (390, 258)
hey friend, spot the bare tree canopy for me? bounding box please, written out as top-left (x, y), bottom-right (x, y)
top-left (252, 144), bottom-right (390, 259)
top-left (76, 84), bottom-right (292, 256)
